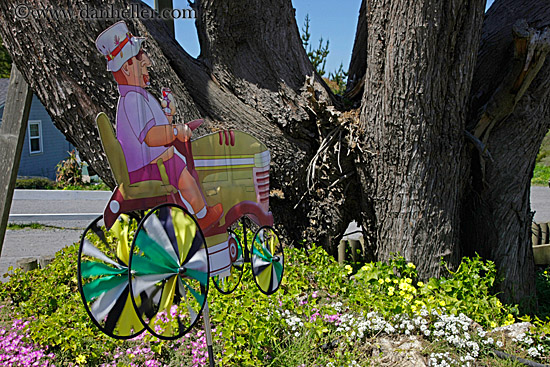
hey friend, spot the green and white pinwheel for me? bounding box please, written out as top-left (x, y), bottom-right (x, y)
top-left (128, 204), bottom-right (209, 340)
top-left (251, 226), bottom-right (284, 295)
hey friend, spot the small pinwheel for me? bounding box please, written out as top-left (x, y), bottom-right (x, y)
top-left (251, 226), bottom-right (284, 295)
top-left (212, 230), bottom-right (244, 294)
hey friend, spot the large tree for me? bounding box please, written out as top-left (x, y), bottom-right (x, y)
top-left (0, 0), bottom-right (549, 303)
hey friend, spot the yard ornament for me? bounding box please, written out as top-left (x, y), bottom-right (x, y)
top-left (77, 21), bottom-right (284, 365)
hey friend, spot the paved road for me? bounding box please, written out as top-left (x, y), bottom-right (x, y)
top-left (2, 187), bottom-right (550, 277)
top-left (1, 190), bottom-right (111, 277)
top-left (342, 186), bottom-right (550, 240)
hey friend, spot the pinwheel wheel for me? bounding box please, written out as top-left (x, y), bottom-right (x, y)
top-left (78, 214), bottom-right (144, 339)
top-left (212, 230), bottom-right (244, 294)
top-left (128, 204), bottom-right (209, 340)
top-left (251, 226), bottom-right (284, 295)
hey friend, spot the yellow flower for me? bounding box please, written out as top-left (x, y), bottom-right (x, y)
top-left (76, 355), bottom-right (87, 365)
top-left (411, 305), bottom-right (417, 312)
top-left (393, 279), bottom-right (398, 284)
top-left (417, 281), bottom-right (424, 287)
top-left (490, 321), bottom-right (497, 328)
top-left (378, 279), bottom-right (384, 285)
top-left (407, 262), bottom-right (416, 269)
top-left (439, 300), bottom-right (446, 307)
top-left (388, 286), bottom-right (395, 296)
top-left (385, 277), bottom-right (391, 283)
top-left (344, 264), bottom-right (353, 275)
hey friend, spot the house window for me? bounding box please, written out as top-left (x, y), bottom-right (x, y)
top-left (28, 121), bottom-right (42, 154)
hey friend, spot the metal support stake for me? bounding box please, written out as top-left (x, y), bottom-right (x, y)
top-left (202, 301), bottom-right (215, 367)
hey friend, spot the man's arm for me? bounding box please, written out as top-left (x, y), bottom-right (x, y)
top-left (144, 124), bottom-right (192, 147)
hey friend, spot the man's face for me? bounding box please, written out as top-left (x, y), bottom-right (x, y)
top-left (122, 49), bottom-right (152, 88)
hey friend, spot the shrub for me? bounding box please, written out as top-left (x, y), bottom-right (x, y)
top-left (15, 177), bottom-right (56, 189)
top-left (55, 150), bottom-right (82, 188)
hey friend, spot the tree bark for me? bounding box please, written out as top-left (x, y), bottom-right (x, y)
top-left (346, 0), bottom-right (366, 100)
top-left (463, 0), bottom-right (550, 304)
top-left (357, 0), bottom-right (487, 278)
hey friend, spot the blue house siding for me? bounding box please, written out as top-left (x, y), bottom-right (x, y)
top-left (0, 94), bottom-right (74, 180)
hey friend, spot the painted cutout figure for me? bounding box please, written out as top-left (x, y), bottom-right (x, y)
top-left (77, 21), bottom-right (284, 352)
top-left (95, 21), bottom-right (222, 230)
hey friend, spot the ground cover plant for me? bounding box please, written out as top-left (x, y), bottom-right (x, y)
top-left (0, 242), bottom-right (549, 366)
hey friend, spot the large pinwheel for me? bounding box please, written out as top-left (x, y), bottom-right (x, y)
top-left (78, 214), bottom-right (145, 339)
top-left (128, 204), bottom-right (209, 340)
top-left (251, 226), bottom-right (284, 295)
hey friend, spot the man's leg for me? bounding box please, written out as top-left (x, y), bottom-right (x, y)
top-left (177, 167), bottom-right (222, 229)
top-left (178, 167), bottom-right (205, 213)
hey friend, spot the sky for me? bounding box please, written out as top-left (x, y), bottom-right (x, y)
top-left (141, 0), bottom-right (496, 76)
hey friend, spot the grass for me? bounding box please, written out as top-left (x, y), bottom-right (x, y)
top-left (532, 130), bottom-right (550, 186)
top-left (6, 223), bottom-right (68, 230)
top-left (532, 165), bottom-right (550, 186)
top-left (7, 223), bottom-right (46, 230)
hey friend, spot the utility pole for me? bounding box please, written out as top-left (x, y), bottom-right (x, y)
top-left (154, 0), bottom-right (175, 37)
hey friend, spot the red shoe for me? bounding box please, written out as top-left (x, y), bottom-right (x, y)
top-left (197, 203), bottom-right (223, 231)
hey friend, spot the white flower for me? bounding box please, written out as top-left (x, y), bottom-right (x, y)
top-left (527, 347), bottom-right (541, 358)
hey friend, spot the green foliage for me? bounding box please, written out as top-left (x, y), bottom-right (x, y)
top-left (300, 15), bottom-right (348, 95)
top-left (0, 38), bottom-right (12, 78)
top-left (532, 164), bottom-right (550, 186)
top-left (352, 255), bottom-right (515, 328)
top-left (15, 177), bottom-right (56, 189)
top-left (55, 150), bottom-right (82, 188)
top-left (536, 266), bottom-right (550, 319)
top-left (1, 242), bottom-right (548, 366)
top-left (7, 223), bottom-right (46, 230)
top-left (328, 63), bottom-right (348, 95)
top-left (61, 181), bottom-right (110, 191)
top-left (301, 14), bottom-right (329, 77)
top-left (15, 175), bottom-right (108, 191)
top-left (0, 244), bottom-right (118, 365)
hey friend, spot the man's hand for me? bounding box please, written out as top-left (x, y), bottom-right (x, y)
top-left (174, 123), bottom-right (192, 142)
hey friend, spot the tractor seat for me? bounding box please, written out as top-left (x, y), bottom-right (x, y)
top-left (96, 112), bottom-right (178, 200)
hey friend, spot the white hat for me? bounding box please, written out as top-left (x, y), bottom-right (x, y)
top-left (95, 21), bottom-right (145, 72)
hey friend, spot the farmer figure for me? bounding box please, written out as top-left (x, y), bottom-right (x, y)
top-left (95, 21), bottom-right (222, 230)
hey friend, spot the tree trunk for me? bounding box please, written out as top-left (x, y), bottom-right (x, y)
top-left (356, 0), bottom-right (487, 277)
top-left (463, 0), bottom-right (550, 304)
top-left (346, 0), bottom-right (366, 100)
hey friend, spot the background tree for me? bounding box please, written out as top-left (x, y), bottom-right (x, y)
top-left (0, 38), bottom-right (11, 78)
top-left (0, 0), bottom-right (548, 304)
